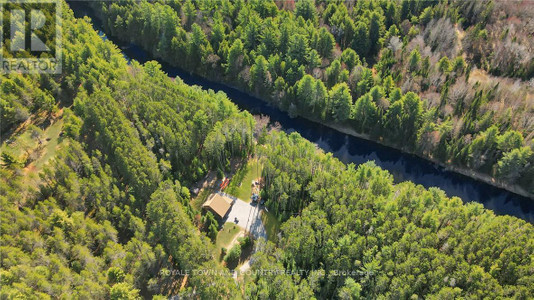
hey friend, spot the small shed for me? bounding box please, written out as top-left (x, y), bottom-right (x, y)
top-left (202, 193), bottom-right (233, 219)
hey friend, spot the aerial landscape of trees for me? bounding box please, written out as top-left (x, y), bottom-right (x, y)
top-left (2, 3), bottom-right (245, 297)
top-left (86, 0), bottom-right (534, 195)
top-left (255, 130), bottom-right (533, 298)
top-left (1, 0), bottom-right (533, 299)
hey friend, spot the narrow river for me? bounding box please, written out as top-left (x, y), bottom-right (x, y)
top-left (70, 2), bottom-right (534, 223)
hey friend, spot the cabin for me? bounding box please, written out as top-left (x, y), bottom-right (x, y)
top-left (202, 193), bottom-right (234, 220)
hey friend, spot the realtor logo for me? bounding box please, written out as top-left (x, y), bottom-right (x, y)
top-left (0, 0), bottom-right (61, 74)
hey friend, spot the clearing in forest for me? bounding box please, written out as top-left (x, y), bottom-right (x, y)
top-left (226, 158), bottom-right (263, 202)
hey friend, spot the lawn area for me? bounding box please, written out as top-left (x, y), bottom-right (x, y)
top-left (1, 119), bottom-right (63, 167)
top-left (1, 129), bottom-right (35, 159)
top-left (1, 118), bottom-right (65, 203)
top-left (261, 210), bottom-right (282, 243)
top-left (226, 159), bottom-right (262, 202)
top-left (25, 119), bottom-right (65, 188)
top-left (214, 222), bottom-right (243, 261)
top-left (31, 119), bottom-right (64, 171)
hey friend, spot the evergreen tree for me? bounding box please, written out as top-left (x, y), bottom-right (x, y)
top-left (329, 83), bottom-right (353, 121)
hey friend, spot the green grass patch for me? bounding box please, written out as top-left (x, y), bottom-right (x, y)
top-left (226, 159), bottom-right (262, 202)
top-left (1, 119), bottom-right (63, 167)
top-left (1, 130), bottom-right (35, 161)
top-left (261, 210), bottom-right (282, 243)
top-left (214, 222), bottom-right (243, 260)
top-left (1, 119), bottom-right (63, 169)
top-left (1, 119), bottom-right (65, 200)
top-left (32, 119), bottom-right (63, 171)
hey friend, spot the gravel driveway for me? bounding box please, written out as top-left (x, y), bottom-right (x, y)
top-left (225, 199), bottom-right (267, 240)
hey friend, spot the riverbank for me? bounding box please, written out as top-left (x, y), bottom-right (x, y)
top-left (196, 77), bottom-right (534, 201)
top-left (322, 120), bottom-right (534, 200)
top-left (187, 69), bottom-right (534, 201)
top-left (156, 58), bottom-right (534, 201)
top-left (69, 2), bottom-right (534, 223)
top-left (161, 59), bottom-right (534, 202)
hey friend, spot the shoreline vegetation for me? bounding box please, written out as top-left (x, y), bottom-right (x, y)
top-left (322, 120), bottom-right (534, 200)
top-left (180, 69), bottom-right (534, 200)
top-left (174, 66), bottom-right (534, 200)
top-left (195, 74), bottom-right (534, 200)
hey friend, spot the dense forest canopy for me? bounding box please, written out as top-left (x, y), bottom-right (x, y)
top-left (254, 130), bottom-right (533, 298)
top-left (1, 0), bottom-right (533, 299)
top-left (85, 0), bottom-right (534, 195)
top-left (2, 2), bottom-right (247, 297)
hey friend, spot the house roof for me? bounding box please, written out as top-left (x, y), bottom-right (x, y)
top-left (202, 193), bottom-right (233, 218)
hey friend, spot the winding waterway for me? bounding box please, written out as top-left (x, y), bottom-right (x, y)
top-left (70, 2), bottom-right (534, 223)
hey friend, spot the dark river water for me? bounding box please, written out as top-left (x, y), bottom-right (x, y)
top-left (70, 2), bottom-right (533, 223)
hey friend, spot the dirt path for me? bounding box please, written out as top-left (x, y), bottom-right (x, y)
top-left (226, 231), bottom-right (245, 250)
